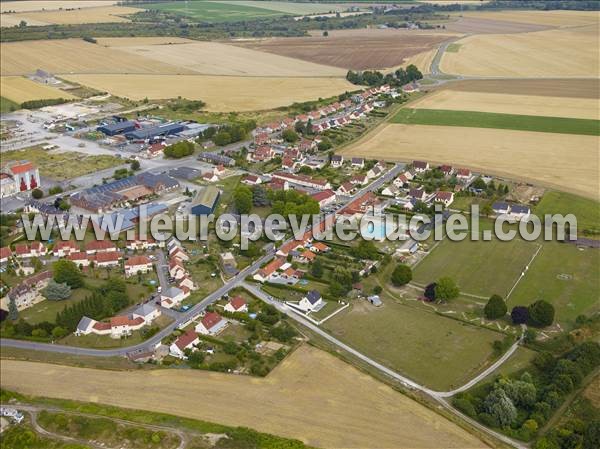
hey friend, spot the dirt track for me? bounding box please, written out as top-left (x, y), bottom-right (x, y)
top-left (0, 345), bottom-right (488, 449)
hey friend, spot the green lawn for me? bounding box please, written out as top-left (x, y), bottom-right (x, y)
top-left (508, 241), bottom-right (600, 327)
top-left (534, 191), bottom-right (600, 234)
top-left (391, 108), bottom-right (600, 136)
top-left (323, 297), bottom-right (503, 391)
top-left (472, 346), bottom-right (538, 387)
top-left (413, 235), bottom-right (540, 298)
top-left (150, 1), bottom-right (283, 22)
top-left (19, 286), bottom-right (91, 325)
top-left (0, 96), bottom-right (20, 113)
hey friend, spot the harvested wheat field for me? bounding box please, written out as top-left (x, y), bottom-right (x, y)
top-left (0, 39), bottom-right (192, 76)
top-left (96, 36), bottom-right (195, 47)
top-left (342, 124), bottom-right (599, 199)
top-left (441, 25), bottom-right (600, 78)
top-left (411, 90), bottom-right (600, 120)
top-left (0, 346), bottom-right (487, 449)
top-left (63, 74), bottom-right (356, 112)
top-left (0, 1), bottom-right (117, 13)
top-left (0, 6), bottom-right (141, 27)
top-left (235, 28), bottom-right (456, 70)
top-left (443, 16), bottom-right (551, 34)
top-left (401, 48), bottom-right (438, 74)
top-left (102, 38), bottom-right (346, 77)
top-left (442, 79), bottom-right (600, 99)
top-left (0, 76), bottom-right (76, 103)
top-left (457, 10), bottom-right (600, 28)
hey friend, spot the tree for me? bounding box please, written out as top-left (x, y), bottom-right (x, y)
top-left (484, 294), bottom-right (507, 320)
top-left (323, 30), bottom-right (329, 37)
top-left (53, 259), bottom-right (84, 288)
top-left (8, 295), bottom-right (18, 321)
top-left (281, 129), bottom-right (299, 143)
top-left (481, 203), bottom-right (493, 217)
top-left (511, 306), bottom-right (529, 325)
top-left (435, 277), bottom-right (459, 301)
top-left (52, 326), bottom-right (68, 339)
top-left (130, 160), bottom-right (140, 170)
top-left (391, 264), bottom-right (412, 287)
top-left (31, 188), bottom-right (43, 199)
top-left (584, 420), bottom-right (600, 449)
top-left (484, 388), bottom-right (517, 427)
top-left (42, 280), bottom-right (72, 300)
top-left (233, 185), bottom-right (253, 214)
top-left (310, 258), bottom-right (324, 278)
top-left (528, 300), bottom-right (555, 327)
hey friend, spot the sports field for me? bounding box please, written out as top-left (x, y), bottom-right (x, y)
top-left (62, 74), bottom-right (356, 112)
top-left (411, 90), bottom-right (600, 120)
top-left (413, 236), bottom-right (540, 298)
top-left (0, 5), bottom-right (141, 27)
top-left (0, 346), bottom-right (487, 449)
top-left (341, 124), bottom-right (599, 199)
top-left (392, 109), bottom-right (600, 136)
top-left (440, 25), bottom-right (599, 78)
top-left (0, 76), bottom-right (75, 103)
top-left (323, 298), bottom-right (503, 391)
top-left (150, 1), bottom-right (283, 22)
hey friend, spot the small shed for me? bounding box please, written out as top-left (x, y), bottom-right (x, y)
top-left (366, 295), bottom-right (382, 307)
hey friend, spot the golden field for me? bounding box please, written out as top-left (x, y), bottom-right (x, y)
top-left (457, 10), bottom-right (600, 27)
top-left (1, 6), bottom-right (141, 27)
top-left (0, 1), bottom-right (117, 13)
top-left (96, 36), bottom-right (195, 47)
top-left (342, 124), bottom-right (599, 199)
top-left (104, 38), bottom-right (347, 77)
top-left (0, 39), bottom-right (191, 76)
top-left (440, 25), bottom-right (599, 78)
top-left (399, 47), bottom-right (439, 74)
top-left (0, 76), bottom-right (76, 103)
top-left (411, 90), bottom-right (600, 120)
top-left (0, 346), bottom-right (487, 449)
top-left (62, 74), bottom-right (356, 112)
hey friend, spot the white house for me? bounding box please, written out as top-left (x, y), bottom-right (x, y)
top-left (413, 161), bottom-right (429, 173)
top-left (382, 184), bottom-right (400, 197)
top-left (68, 252), bottom-right (91, 267)
top-left (351, 157), bottom-right (365, 169)
top-left (434, 191), bottom-right (454, 207)
top-left (161, 286), bottom-right (189, 308)
top-left (195, 311), bottom-right (227, 335)
top-left (132, 303), bottom-right (161, 324)
top-left (492, 202), bottom-right (511, 215)
top-left (330, 155), bottom-right (344, 168)
top-left (53, 241), bottom-right (80, 257)
top-left (125, 255), bottom-right (153, 277)
top-left (224, 296), bottom-right (248, 313)
top-left (311, 189), bottom-right (336, 208)
top-left (169, 330), bottom-right (200, 359)
top-left (297, 290), bottom-right (324, 312)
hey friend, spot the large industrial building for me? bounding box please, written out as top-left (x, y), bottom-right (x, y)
top-left (191, 186), bottom-right (220, 216)
top-left (97, 120), bottom-right (137, 136)
top-left (125, 122), bottom-right (186, 141)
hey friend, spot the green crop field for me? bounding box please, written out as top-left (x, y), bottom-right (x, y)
top-left (413, 235), bottom-right (540, 298)
top-left (391, 108), bottom-right (600, 136)
top-left (150, 1), bottom-right (283, 22)
top-left (534, 191), bottom-right (600, 234)
top-left (0, 96), bottom-right (20, 113)
top-left (508, 240), bottom-right (600, 327)
top-left (323, 297), bottom-right (503, 391)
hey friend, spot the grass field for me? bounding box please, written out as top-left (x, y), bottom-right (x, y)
top-left (341, 123), bottom-right (599, 200)
top-left (391, 108), bottom-right (600, 136)
top-left (413, 235), bottom-right (540, 298)
top-left (534, 191), bottom-right (600, 233)
top-left (150, 1), bottom-right (283, 22)
top-left (0, 5), bottom-right (141, 27)
top-left (3, 147), bottom-right (123, 181)
top-left (0, 96), bottom-right (20, 113)
top-left (0, 76), bottom-right (75, 104)
top-left (63, 74), bottom-right (356, 112)
top-left (440, 25), bottom-right (599, 78)
top-left (214, 1), bottom-right (351, 15)
top-left (508, 241), bottom-right (600, 327)
top-left (323, 298), bottom-right (503, 391)
top-left (0, 345), bottom-right (487, 449)
top-left (412, 90), bottom-right (600, 120)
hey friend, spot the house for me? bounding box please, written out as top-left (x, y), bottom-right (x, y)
top-left (413, 161), bottom-right (429, 173)
top-left (132, 303), bottom-right (161, 324)
top-left (309, 242), bottom-right (329, 253)
top-left (224, 296), bottom-right (248, 313)
top-left (440, 165), bottom-right (454, 176)
top-left (366, 165), bottom-right (384, 180)
top-left (331, 155), bottom-right (344, 168)
top-left (201, 172), bottom-right (219, 183)
top-left (253, 257), bottom-right (285, 283)
top-left (85, 239), bottom-right (117, 255)
top-left (108, 315), bottom-right (146, 338)
top-left (434, 191), bottom-right (455, 207)
top-left (492, 202), bottom-right (510, 215)
top-left (336, 181), bottom-right (355, 196)
top-left (161, 286), bottom-right (189, 308)
top-left (293, 249), bottom-right (316, 264)
top-left (195, 311), bottom-right (227, 335)
top-left (169, 258), bottom-right (186, 280)
top-left (241, 174), bottom-right (262, 186)
top-left (0, 246), bottom-right (12, 264)
top-left (170, 246), bottom-right (189, 262)
top-left (213, 164), bottom-right (226, 177)
top-left (91, 251), bottom-right (122, 268)
top-left (29, 241), bottom-right (47, 257)
top-left (53, 240), bottom-right (79, 257)
top-left (14, 243), bottom-right (31, 259)
top-left (68, 252), bottom-right (91, 268)
top-left (5, 271), bottom-right (52, 311)
top-left (393, 174), bottom-right (409, 188)
top-left (350, 174), bottom-right (367, 185)
top-left (124, 255), bottom-right (153, 277)
top-left (351, 157), bottom-right (365, 169)
top-left (311, 189), bottom-right (336, 208)
top-left (169, 330), bottom-right (200, 359)
top-left (509, 204), bottom-right (531, 221)
top-left (456, 168), bottom-right (472, 180)
top-left (382, 184), bottom-right (400, 197)
top-left (126, 235), bottom-right (161, 251)
top-left (271, 172), bottom-right (331, 191)
top-left (178, 275), bottom-right (196, 291)
top-left (408, 188), bottom-right (426, 201)
top-left (297, 290), bottom-right (324, 312)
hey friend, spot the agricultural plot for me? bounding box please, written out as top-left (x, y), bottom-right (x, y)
top-left (413, 236), bottom-right (540, 298)
top-left (107, 39), bottom-right (346, 77)
top-left (442, 16), bottom-right (550, 34)
top-left (323, 298), bottom-right (503, 391)
top-left (457, 10), bottom-right (600, 28)
top-left (0, 346), bottom-right (487, 449)
top-left (213, 1), bottom-right (351, 15)
top-left (0, 76), bottom-right (75, 103)
top-left (341, 124), bottom-right (600, 200)
top-left (411, 90), bottom-right (600, 120)
top-left (0, 6), bottom-right (141, 27)
top-left (149, 1), bottom-right (283, 22)
top-left (440, 25), bottom-right (599, 78)
top-left (235, 28), bottom-right (454, 70)
top-left (62, 74), bottom-right (356, 112)
top-left (0, 1), bottom-right (118, 13)
top-left (392, 109), bottom-right (600, 136)
top-left (508, 241), bottom-right (600, 327)
top-left (534, 191), bottom-right (600, 233)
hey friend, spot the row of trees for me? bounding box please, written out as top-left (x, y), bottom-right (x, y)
top-left (345, 64), bottom-right (423, 87)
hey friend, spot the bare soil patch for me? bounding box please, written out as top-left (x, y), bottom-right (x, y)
top-left (440, 79), bottom-right (600, 99)
top-left (0, 345), bottom-right (487, 449)
top-left (234, 28), bottom-right (456, 70)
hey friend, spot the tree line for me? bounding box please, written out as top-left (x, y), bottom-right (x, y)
top-left (346, 64), bottom-right (423, 87)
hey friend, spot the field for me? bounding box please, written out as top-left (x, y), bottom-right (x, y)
top-left (323, 298), bottom-right (503, 391)
top-left (214, 1), bottom-right (351, 15)
top-left (341, 123), bottom-right (599, 200)
top-left (0, 345), bottom-right (487, 449)
top-left (411, 90), bottom-right (600, 120)
top-left (0, 39), bottom-right (190, 76)
top-left (413, 236), bottom-right (540, 298)
top-left (101, 38), bottom-right (346, 77)
top-left (443, 16), bottom-right (551, 34)
top-left (534, 191), bottom-right (600, 233)
top-left (457, 10), bottom-right (600, 28)
top-left (0, 76), bottom-right (75, 103)
top-left (440, 25), bottom-right (599, 78)
top-left (0, 5), bottom-right (141, 27)
top-left (392, 108), bottom-right (600, 136)
top-left (0, 1), bottom-right (117, 13)
top-left (2, 147), bottom-right (123, 181)
top-left (235, 28), bottom-right (455, 70)
top-left (150, 1), bottom-right (283, 22)
top-left (62, 74), bottom-right (356, 112)
top-left (508, 241), bottom-right (600, 326)
top-left (0, 96), bottom-right (20, 113)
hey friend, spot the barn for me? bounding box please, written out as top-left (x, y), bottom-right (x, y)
top-left (191, 186), bottom-right (220, 216)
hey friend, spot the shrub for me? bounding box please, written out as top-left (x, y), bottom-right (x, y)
top-left (511, 306), bottom-right (529, 325)
top-left (31, 188), bottom-right (43, 199)
top-left (391, 264), bottom-right (412, 286)
top-left (528, 300), bottom-right (555, 327)
top-left (484, 294), bottom-right (507, 320)
top-left (435, 277), bottom-right (459, 301)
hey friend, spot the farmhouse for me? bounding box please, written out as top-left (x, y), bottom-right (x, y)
top-left (224, 296), bottom-right (248, 313)
top-left (297, 290), bottom-right (324, 313)
top-left (191, 186), bottom-right (220, 216)
top-left (195, 312), bottom-right (227, 335)
top-left (125, 255), bottom-right (153, 277)
top-left (169, 330), bottom-right (200, 359)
